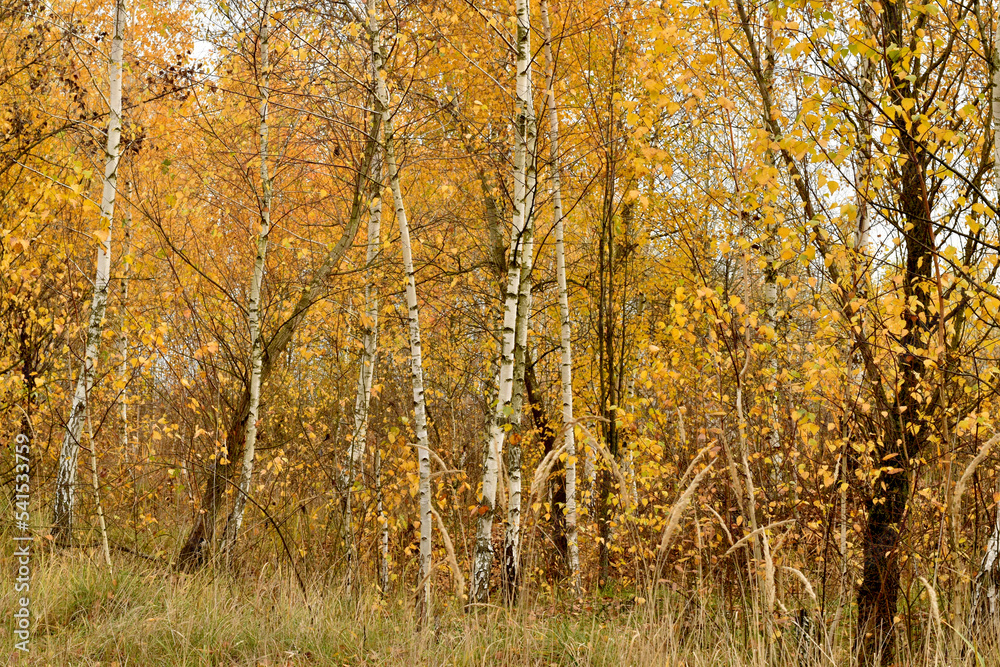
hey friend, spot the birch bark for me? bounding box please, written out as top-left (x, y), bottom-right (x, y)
top-left (221, 9), bottom-right (272, 553)
top-left (376, 448), bottom-right (390, 593)
top-left (52, 0), bottom-right (126, 543)
top-left (503, 211), bottom-right (534, 601)
top-left (376, 44), bottom-right (433, 622)
top-left (761, 13), bottom-right (781, 457)
top-left (970, 496), bottom-right (1000, 634)
top-left (85, 409), bottom-right (112, 570)
top-left (541, 0), bottom-right (578, 593)
top-left (344, 0), bottom-right (385, 593)
top-left (853, 3), bottom-right (875, 253)
top-left (119, 185), bottom-right (132, 457)
top-left (470, 0), bottom-right (535, 604)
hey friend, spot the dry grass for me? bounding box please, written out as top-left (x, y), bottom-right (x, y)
top-left (3, 549), bottom-right (1000, 666)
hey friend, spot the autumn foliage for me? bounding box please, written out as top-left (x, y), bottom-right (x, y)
top-left (6, 0), bottom-right (1000, 664)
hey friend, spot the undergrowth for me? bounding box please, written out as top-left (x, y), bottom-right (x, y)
top-left (2, 549), bottom-right (998, 665)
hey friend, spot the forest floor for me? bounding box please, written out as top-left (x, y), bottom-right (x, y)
top-left (2, 549), bottom-right (998, 666)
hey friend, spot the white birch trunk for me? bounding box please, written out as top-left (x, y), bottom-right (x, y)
top-left (376, 448), bottom-right (390, 593)
top-left (119, 185), bottom-right (132, 456)
top-left (347, 154), bottom-right (380, 477)
top-left (542, 0), bottom-right (579, 587)
top-left (52, 0), bottom-right (126, 543)
top-left (969, 24), bottom-right (1000, 636)
top-left (761, 14), bottom-right (782, 457)
top-left (624, 372), bottom-right (639, 505)
top-left (344, 0), bottom-right (385, 593)
top-left (222, 10), bottom-right (271, 551)
top-left (738, 253), bottom-right (764, 565)
top-left (470, 0), bottom-right (535, 604)
top-left (584, 441), bottom-right (596, 508)
top-left (350, 0), bottom-right (384, 479)
top-left (503, 212), bottom-right (535, 600)
top-left (970, 493), bottom-right (1000, 633)
top-left (377, 54), bottom-right (433, 622)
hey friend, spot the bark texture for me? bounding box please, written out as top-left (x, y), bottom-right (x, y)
top-left (503, 214), bottom-right (535, 601)
top-left (343, 0), bottom-right (385, 593)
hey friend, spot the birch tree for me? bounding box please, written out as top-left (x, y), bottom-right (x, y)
top-left (470, 0), bottom-right (536, 604)
top-left (220, 5), bottom-right (273, 553)
top-left (343, 0), bottom-right (385, 594)
top-left (503, 6), bottom-right (542, 600)
top-left (540, 0), bottom-right (578, 592)
top-left (52, 0), bottom-right (126, 544)
top-left (759, 13), bottom-right (781, 457)
top-left (375, 26), bottom-right (433, 622)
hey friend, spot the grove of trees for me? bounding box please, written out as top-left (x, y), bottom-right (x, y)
top-left (6, 0), bottom-right (1000, 663)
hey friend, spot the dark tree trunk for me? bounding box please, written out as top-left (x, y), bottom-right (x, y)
top-left (856, 431), bottom-right (909, 665)
top-left (855, 98), bottom-right (933, 663)
top-left (176, 391), bottom-right (251, 570)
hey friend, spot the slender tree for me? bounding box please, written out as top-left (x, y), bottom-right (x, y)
top-left (503, 186), bottom-right (536, 602)
top-left (343, 0), bottom-right (385, 594)
top-left (118, 182), bottom-right (132, 458)
top-left (540, 0), bottom-right (579, 592)
top-left (221, 5), bottom-right (273, 553)
top-left (470, 0), bottom-right (536, 604)
top-left (375, 22), bottom-right (433, 622)
top-left (52, 0), bottom-right (126, 543)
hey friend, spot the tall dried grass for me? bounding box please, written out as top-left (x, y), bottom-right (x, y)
top-left (3, 547), bottom-right (1000, 666)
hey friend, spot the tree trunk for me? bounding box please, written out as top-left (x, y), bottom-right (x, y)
top-left (52, 0), bottom-right (125, 545)
top-left (469, 0), bottom-right (536, 605)
top-left (856, 3), bottom-right (933, 655)
top-left (760, 9), bottom-right (781, 458)
top-left (118, 183), bottom-right (132, 458)
top-left (541, 0), bottom-right (579, 594)
top-left (503, 211), bottom-right (535, 602)
top-left (220, 9), bottom-right (272, 555)
top-left (970, 495), bottom-right (1000, 640)
top-left (852, 4), bottom-right (874, 253)
top-left (343, 0), bottom-right (385, 594)
top-left (378, 45), bottom-right (433, 624)
top-left (85, 409), bottom-right (112, 570)
top-left (376, 448), bottom-right (390, 594)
